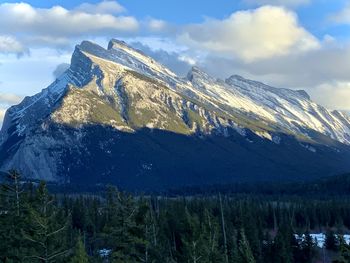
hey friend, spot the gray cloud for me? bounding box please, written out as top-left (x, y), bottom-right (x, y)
top-left (196, 44), bottom-right (350, 110)
top-left (129, 41), bottom-right (193, 76)
top-left (308, 82), bottom-right (350, 111)
top-left (53, 63), bottom-right (70, 79)
top-left (0, 35), bottom-right (29, 57)
top-left (200, 43), bottom-right (350, 87)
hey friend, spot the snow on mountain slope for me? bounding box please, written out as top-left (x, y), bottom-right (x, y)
top-left (1, 39), bottom-right (350, 147)
top-left (1, 38), bottom-right (350, 186)
top-left (86, 40), bottom-right (350, 144)
top-left (225, 75), bottom-right (350, 144)
top-left (0, 73), bottom-right (70, 144)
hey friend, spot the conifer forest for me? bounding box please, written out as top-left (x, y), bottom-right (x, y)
top-left (1, 170), bottom-right (350, 262)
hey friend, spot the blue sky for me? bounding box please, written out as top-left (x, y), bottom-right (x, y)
top-left (1, 0), bottom-right (350, 124)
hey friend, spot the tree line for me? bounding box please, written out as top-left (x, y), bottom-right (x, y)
top-left (1, 170), bottom-right (350, 262)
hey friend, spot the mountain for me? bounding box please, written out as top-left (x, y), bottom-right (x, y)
top-left (1, 39), bottom-right (350, 190)
top-left (342, 110), bottom-right (350, 116)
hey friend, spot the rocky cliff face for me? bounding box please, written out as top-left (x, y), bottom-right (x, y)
top-left (1, 39), bottom-right (350, 189)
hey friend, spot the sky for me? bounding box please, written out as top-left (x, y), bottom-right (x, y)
top-left (1, 0), bottom-right (350, 125)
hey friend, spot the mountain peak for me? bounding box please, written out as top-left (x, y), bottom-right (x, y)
top-left (77, 40), bottom-right (105, 54)
top-left (226, 74), bottom-right (261, 86)
top-left (107, 38), bottom-right (127, 50)
top-left (226, 74), bottom-right (311, 100)
top-left (227, 74), bottom-right (246, 82)
top-left (189, 66), bottom-right (206, 74)
top-left (187, 66), bottom-right (214, 83)
top-left (108, 38), bottom-right (148, 58)
top-left (296, 90), bottom-right (310, 100)
top-left (1, 38), bottom-right (350, 187)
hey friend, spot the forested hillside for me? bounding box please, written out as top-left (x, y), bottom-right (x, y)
top-left (167, 173), bottom-right (350, 196)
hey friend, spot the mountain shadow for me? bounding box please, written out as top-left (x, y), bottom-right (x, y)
top-left (33, 124), bottom-right (350, 191)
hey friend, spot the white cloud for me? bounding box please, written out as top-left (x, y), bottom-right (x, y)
top-left (178, 55), bottom-right (197, 66)
top-left (0, 109), bottom-right (5, 119)
top-left (0, 92), bottom-right (23, 127)
top-left (75, 1), bottom-right (125, 14)
top-left (0, 93), bottom-right (23, 105)
top-left (0, 108), bottom-right (6, 127)
top-left (146, 18), bottom-right (169, 32)
top-left (0, 2), bottom-right (139, 46)
top-left (329, 4), bottom-right (350, 24)
top-left (244, 0), bottom-right (311, 8)
top-left (179, 6), bottom-right (319, 62)
top-left (0, 35), bottom-right (29, 56)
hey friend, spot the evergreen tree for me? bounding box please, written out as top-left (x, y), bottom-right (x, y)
top-left (300, 232), bottom-right (316, 263)
top-left (201, 209), bottom-right (224, 262)
top-left (333, 236), bottom-right (350, 263)
top-left (0, 170), bottom-right (28, 262)
top-left (261, 232), bottom-right (274, 263)
top-left (272, 225), bottom-right (293, 263)
top-left (70, 235), bottom-right (89, 263)
top-left (2, 170), bottom-right (24, 216)
top-left (181, 208), bottom-right (203, 263)
top-left (23, 182), bottom-right (69, 262)
top-left (237, 229), bottom-right (256, 263)
top-left (102, 187), bottom-right (147, 263)
top-left (325, 230), bottom-right (338, 251)
top-left (219, 193), bottom-right (229, 263)
top-left (4, 175), bottom-right (350, 263)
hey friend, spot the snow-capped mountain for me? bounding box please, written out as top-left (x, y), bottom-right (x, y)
top-left (0, 39), bottom-right (349, 189)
